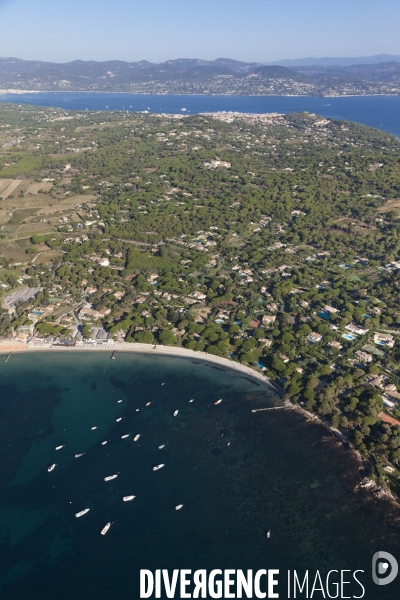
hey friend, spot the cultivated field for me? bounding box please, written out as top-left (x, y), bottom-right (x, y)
top-left (0, 179), bottom-right (23, 199)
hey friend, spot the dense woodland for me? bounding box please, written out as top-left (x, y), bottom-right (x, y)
top-left (1, 103), bottom-right (400, 491)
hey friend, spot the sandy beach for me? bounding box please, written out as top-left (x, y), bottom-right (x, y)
top-left (0, 340), bottom-right (283, 394)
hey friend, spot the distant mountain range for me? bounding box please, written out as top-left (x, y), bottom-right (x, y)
top-left (0, 56), bottom-right (400, 96)
top-left (266, 54), bottom-right (400, 67)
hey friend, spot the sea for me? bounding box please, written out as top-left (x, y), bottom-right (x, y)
top-left (0, 351), bottom-right (400, 599)
top-left (1, 92), bottom-right (400, 137)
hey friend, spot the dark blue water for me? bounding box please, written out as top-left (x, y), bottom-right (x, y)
top-left (0, 351), bottom-right (400, 599)
top-left (1, 92), bottom-right (400, 137)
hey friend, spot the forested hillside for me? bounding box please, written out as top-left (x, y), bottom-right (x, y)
top-left (1, 103), bottom-right (400, 491)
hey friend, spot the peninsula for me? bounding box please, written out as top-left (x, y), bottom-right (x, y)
top-left (1, 102), bottom-right (400, 495)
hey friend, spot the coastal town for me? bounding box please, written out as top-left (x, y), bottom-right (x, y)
top-left (1, 102), bottom-right (400, 492)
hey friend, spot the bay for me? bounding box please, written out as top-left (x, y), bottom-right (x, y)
top-left (0, 351), bottom-right (399, 599)
top-left (1, 92), bottom-right (400, 137)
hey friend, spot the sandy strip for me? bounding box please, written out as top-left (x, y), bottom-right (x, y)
top-left (0, 340), bottom-right (282, 393)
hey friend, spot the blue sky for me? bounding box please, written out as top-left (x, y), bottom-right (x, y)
top-left (0, 0), bottom-right (399, 63)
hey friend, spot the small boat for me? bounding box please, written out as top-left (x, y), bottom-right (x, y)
top-left (267, 530), bottom-right (271, 539)
top-left (133, 434), bottom-right (141, 442)
top-left (153, 464), bottom-right (165, 471)
top-left (214, 399), bottom-right (223, 405)
top-left (116, 418), bottom-right (122, 422)
top-left (189, 399), bottom-right (194, 403)
top-left (112, 350), bottom-right (116, 360)
top-left (101, 441), bottom-right (108, 445)
top-left (161, 383), bottom-right (165, 386)
top-left (118, 400), bottom-right (123, 403)
top-left (145, 402), bottom-right (152, 406)
top-left (123, 495), bottom-right (136, 502)
top-left (136, 409), bottom-right (140, 412)
top-left (175, 504), bottom-right (184, 510)
top-left (75, 508), bottom-right (90, 518)
top-left (121, 434), bottom-right (130, 439)
top-left (101, 522), bottom-right (111, 535)
top-left (55, 445), bottom-right (65, 450)
top-left (158, 444), bottom-right (165, 450)
top-left (75, 453), bottom-right (85, 458)
top-left (104, 474), bottom-right (118, 481)
top-left (173, 410), bottom-right (179, 417)
top-left (227, 442), bottom-right (231, 447)
top-left (181, 108), bottom-right (187, 111)
top-left (91, 426), bottom-right (98, 430)
top-left (48, 464), bottom-right (57, 472)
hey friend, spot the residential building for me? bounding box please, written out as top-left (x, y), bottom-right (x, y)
top-left (307, 332), bottom-right (323, 343)
top-left (374, 333), bottom-right (395, 348)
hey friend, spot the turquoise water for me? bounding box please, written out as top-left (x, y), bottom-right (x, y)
top-left (1, 93), bottom-right (400, 137)
top-left (0, 351), bottom-right (400, 599)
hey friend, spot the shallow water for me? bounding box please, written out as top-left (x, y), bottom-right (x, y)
top-left (0, 351), bottom-right (399, 599)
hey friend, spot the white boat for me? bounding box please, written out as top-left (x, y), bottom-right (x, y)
top-left (55, 445), bottom-right (65, 450)
top-left (133, 434), bottom-right (141, 442)
top-left (48, 464), bottom-right (57, 472)
top-left (75, 508), bottom-right (90, 518)
top-left (123, 495), bottom-right (136, 502)
top-left (214, 399), bottom-right (223, 405)
top-left (153, 464), bottom-right (165, 471)
top-left (175, 504), bottom-right (183, 510)
top-left (75, 453), bottom-right (85, 458)
top-left (145, 402), bottom-right (152, 406)
top-left (181, 108), bottom-right (187, 111)
top-left (189, 399), bottom-right (194, 403)
top-left (136, 409), bottom-right (140, 412)
top-left (121, 434), bottom-right (130, 439)
top-left (104, 474), bottom-right (118, 481)
top-left (101, 441), bottom-right (108, 445)
top-left (173, 410), bottom-right (179, 417)
top-left (116, 418), bottom-right (122, 422)
top-left (101, 522), bottom-right (111, 535)
top-left (118, 400), bottom-right (123, 403)
top-left (158, 444), bottom-right (165, 449)
top-left (91, 426), bottom-right (98, 430)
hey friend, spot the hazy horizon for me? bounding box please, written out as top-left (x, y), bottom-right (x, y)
top-left (0, 0), bottom-right (399, 64)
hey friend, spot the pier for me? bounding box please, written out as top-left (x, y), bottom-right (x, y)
top-left (251, 405), bottom-right (293, 413)
top-left (5, 351), bottom-right (12, 363)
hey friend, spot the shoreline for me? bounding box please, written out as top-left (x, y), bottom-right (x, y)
top-left (0, 340), bottom-right (283, 394)
top-left (0, 91), bottom-right (399, 99)
top-left (2, 339), bottom-right (398, 505)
